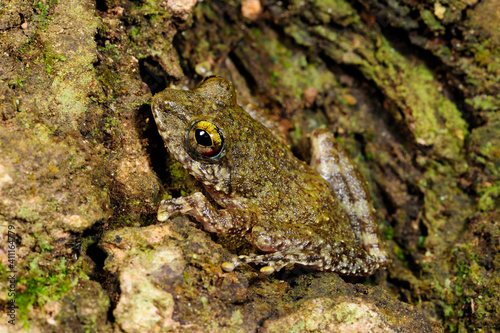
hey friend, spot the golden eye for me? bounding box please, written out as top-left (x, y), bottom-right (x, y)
top-left (186, 120), bottom-right (224, 161)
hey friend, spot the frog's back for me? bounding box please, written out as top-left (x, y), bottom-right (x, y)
top-left (215, 106), bottom-right (353, 241)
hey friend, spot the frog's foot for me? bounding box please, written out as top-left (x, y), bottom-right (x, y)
top-left (220, 253), bottom-right (288, 275)
top-left (157, 193), bottom-right (207, 222)
top-left (158, 192), bottom-right (249, 234)
top-left (233, 251), bottom-right (323, 275)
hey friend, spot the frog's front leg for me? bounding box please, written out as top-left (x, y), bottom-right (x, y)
top-left (310, 129), bottom-right (389, 268)
top-left (157, 192), bottom-right (250, 235)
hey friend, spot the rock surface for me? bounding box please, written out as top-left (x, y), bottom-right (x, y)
top-left (1, 0), bottom-right (498, 331)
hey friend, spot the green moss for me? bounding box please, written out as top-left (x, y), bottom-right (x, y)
top-left (17, 257), bottom-right (82, 327)
top-left (33, 0), bottom-right (56, 30)
top-left (478, 182), bottom-right (500, 211)
top-left (466, 95), bottom-right (497, 111)
top-left (41, 46), bottom-right (67, 74)
top-left (417, 236), bottom-right (426, 248)
top-left (291, 122), bottom-right (303, 142)
top-left (312, 0), bottom-right (359, 26)
top-left (37, 0), bottom-right (50, 18)
top-left (384, 227), bottom-right (395, 240)
top-left (393, 244), bottom-right (408, 266)
top-left (166, 156), bottom-right (202, 198)
top-left (421, 9), bottom-right (445, 31)
top-left (129, 26), bottom-right (141, 39)
top-left (36, 234), bottom-right (55, 252)
top-left (8, 77), bottom-right (26, 88)
top-left (16, 201), bottom-right (41, 222)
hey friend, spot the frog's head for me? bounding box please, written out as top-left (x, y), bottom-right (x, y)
top-left (151, 76), bottom-right (236, 191)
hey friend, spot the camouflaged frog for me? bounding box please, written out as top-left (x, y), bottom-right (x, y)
top-left (151, 76), bottom-right (388, 276)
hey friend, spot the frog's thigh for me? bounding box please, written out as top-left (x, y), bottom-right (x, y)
top-left (158, 192), bottom-right (244, 234)
top-left (310, 129), bottom-right (388, 267)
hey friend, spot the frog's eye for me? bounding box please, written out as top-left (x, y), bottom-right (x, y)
top-left (186, 120), bottom-right (224, 161)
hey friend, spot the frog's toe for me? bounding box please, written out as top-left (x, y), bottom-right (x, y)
top-left (221, 256), bottom-right (245, 272)
top-left (221, 261), bottom-right (236, 272)
top-left (259, 266), bottom-right (275, 275)
top-left (157, 208), bottom-right (170, 222)
top-left (157, 199), bottom-right (176, 221)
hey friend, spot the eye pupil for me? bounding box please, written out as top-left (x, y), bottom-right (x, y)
top-left (195, 129), bottom-right (213, 147)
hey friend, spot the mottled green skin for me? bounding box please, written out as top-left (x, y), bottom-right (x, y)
top-left (151, 77), bottom-right (385, 275)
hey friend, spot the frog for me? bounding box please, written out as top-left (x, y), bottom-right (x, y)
top-left (151, 76), bottom-right (389, 276)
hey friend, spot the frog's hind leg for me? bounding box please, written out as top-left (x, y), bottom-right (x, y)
top-left (310, 129), bottom-right (389, 268)
top-left (230, 223), bottom-right (381, 276)
top-left (231, 241), bottom-right (381, 276)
